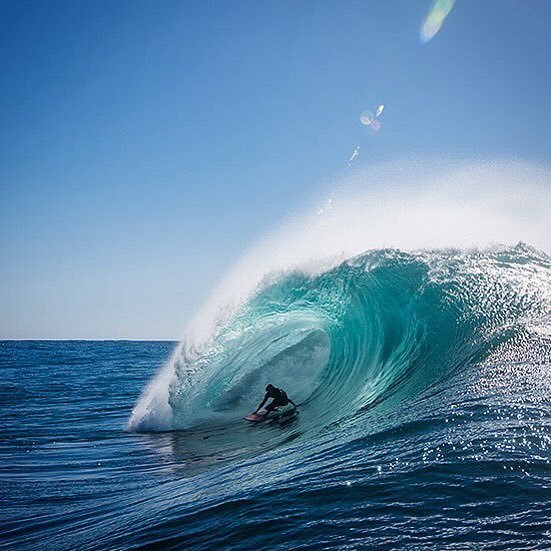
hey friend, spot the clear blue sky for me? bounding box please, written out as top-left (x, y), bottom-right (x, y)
top-left (1, 0), bottom-right (550, 339)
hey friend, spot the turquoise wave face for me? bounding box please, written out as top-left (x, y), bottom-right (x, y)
top-left (144, 244), bottom-right (549, 435)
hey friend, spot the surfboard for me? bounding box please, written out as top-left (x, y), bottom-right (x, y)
top-left (243, 412), bottom-right (265, 422)
top-left (244, 408), bottom-right (298, 423)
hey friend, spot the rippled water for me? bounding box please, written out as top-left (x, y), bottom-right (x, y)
top-left (2, 246), bottom-right (551, 549)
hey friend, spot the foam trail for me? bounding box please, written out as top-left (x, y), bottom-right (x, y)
top-left (128, 158), bottom-right (550, 431)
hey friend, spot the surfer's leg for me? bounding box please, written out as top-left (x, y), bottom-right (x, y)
top-left (265, 401), bottom-right (278, 415)
top-left (266, 398), bottom-right (286, 417)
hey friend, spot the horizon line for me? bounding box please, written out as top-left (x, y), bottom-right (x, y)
top-left (0, 338), bottom-right (180, 342)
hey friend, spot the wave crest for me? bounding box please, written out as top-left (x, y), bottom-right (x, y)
top-left (129, 244), bottom-right (550, 432)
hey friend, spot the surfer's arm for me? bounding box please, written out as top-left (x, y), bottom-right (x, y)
top-left (254, 393), bottom-right (269, 413)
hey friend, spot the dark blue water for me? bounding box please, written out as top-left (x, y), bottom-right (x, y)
top-left (2, 247), bottom-right (551, 549)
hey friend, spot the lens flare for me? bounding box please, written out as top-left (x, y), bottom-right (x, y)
top-left (360, 104), bottom-right (384, 133)
top-left (360, 109), bottom-right (382, 133)
top-left (420, 0), bottom-right (456, 43)
top-left (348, 145), bottom-right (360, 166)
top-left (360, 111), bottom-right (375, 126)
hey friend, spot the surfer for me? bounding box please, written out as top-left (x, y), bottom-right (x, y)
top-left (254, 384), bottom-right (296, 417)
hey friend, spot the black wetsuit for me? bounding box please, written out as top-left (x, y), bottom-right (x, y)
top-left (255, 386), bottom-right (295, 416)
top-left (264, 387), bottom-right (289, 412)
top-left (269, 387), bottom-right (289, 407)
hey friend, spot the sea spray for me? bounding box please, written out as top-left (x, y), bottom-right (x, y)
top-left (129, 159), bottom-right (550, 432)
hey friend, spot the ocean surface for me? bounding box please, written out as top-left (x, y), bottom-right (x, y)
top-left (2, 245), bottom-right (550, 549)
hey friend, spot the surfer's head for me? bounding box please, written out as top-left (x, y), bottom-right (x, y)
top-left (266, 384), bottom-right (275, 393)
